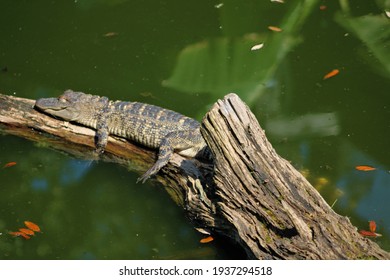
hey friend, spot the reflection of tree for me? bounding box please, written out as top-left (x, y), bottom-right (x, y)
top-left (164, 0), bottom-right (320, 106)
top-left (336, 8), bottom-right (390, 78)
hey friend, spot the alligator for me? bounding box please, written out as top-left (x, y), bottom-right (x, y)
top-left (34, 90), bottom-right (210, 183)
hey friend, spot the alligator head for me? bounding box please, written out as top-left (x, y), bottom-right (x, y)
top-left (35, 90), bottom-right (107, 123)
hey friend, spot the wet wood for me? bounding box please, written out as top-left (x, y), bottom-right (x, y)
top-left (0, 92), bottom-right (389, 259)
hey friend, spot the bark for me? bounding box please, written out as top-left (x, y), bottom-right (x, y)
top-left (0, 92), bottom-right (389, 259)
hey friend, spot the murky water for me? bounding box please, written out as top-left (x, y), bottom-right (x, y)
top-left (0, 0), bottom-right (389, 259)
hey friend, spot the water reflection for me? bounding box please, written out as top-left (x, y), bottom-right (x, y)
top-left (31, 179), bottom-right (48, 192)
top-left (265, 112), bottom-right (340, 138)
top-left (60, 160), bottom-right (93, 186)
top-left (336, 142), bottom-right (390, 235)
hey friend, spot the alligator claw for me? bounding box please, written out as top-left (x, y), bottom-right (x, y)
top-left (136, 174), bottom-right (149, 184)
top-left (136, 165), bottom-right (160, 184)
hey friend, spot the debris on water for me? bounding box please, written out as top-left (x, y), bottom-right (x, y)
top-left (369, 221), bottom-right (376, 233)
top-left (9, 231), bottom-right (31, 239)
top-left (200, 236), bottom-right (214, 243)
top-left (359, 220), bottom-right (382, 238)
top-left (359, 230), bottom-right (381, 237)
top-left (103, 32), bottom-right (118, 37)
top-left (250, 43), bottom-right (264, 51)
top-left (3, 161), bottom-right (17, 168)
top-left (323, 69), bottom-right (340, 80)
top-left (215, 3), bottom-right (223, 9)
top-left (24, 221), bottom-right (41, 232)
top-left (355, 165), bottom-right (376, 171)
top-left (195, 227), bottom-right (211, 235)
top-left (19, 228), bottom-right (35, 236)
top-left (8, 221), bottom-right (41, 240)
top-left (268, 26), bottom-right (282, 32)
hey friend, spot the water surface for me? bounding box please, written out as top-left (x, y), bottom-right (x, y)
top-left (0, 0), bottom-right (389, 259)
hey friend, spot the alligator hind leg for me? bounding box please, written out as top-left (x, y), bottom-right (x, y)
top-left (137, 139), bottom-right (174, 183)
top-left (137, 130), bottom-right (204, 183)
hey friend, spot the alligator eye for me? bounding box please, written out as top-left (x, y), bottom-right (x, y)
top-left (58, 96), bottom-right (67, 102)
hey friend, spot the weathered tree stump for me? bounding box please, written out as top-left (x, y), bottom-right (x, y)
top-left (0, 92), bottom-right (389, 259)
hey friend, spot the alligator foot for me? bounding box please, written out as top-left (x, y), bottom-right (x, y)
top-left (137, 155), bottom-right (170, 183)
top-left (136, 164), bottom-right (162, 184)
top-left (137, 138), bottom-right (175, 183)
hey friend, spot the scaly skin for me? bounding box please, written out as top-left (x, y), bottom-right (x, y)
top-left (35, 90), bottom-right (210, 182)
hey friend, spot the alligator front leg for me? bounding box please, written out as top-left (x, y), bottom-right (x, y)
top-left (95, 121), bottom-right (109, 154)
top-left (95, 98), bottom-right (110, 154)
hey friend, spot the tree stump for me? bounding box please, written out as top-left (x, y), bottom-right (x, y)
top-left (0, 92), bottom-right (389, 259)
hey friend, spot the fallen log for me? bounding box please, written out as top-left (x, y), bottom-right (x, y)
top-left (0, 92), bottom-right (388, 259)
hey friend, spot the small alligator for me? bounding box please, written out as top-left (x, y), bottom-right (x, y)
top-left (34, 90), bottom-right (210, 183)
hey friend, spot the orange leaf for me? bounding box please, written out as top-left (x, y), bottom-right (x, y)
top-left (268, 26), bottom-right (282, 32)
top-left (19, 232), bottom-right (31, 239)
top-left (24, 221), bottom-right (41, 232)
top-left (200, 236), bottom-right (214, 244)
top-left (359, 230), bottom-right (381, 237)
top-left (319, 5), bottom-right (327, 11)
top-left (19, 228), bottom-right (35, 236)
top-left (323, 69), bottom-right (340, 80)
top-left (355, 165), bottom-right (376, 171)
top-left (369, 221), bottom-right (376, 233)
top-left (3, 162), bottom-right (17, 168)
top-left (359, 230), bottom-right (377, 237)
top-left (9, 231), bottom-right (31, 239)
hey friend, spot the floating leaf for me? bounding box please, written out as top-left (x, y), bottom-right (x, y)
top-left (9, 231), bottom-right (31, 239)
top-left (355, 165), bottom-right (376, 171)
top-left (360, 220), bottom-right (381, 237)
top-left (369, 221), bottom-right (376, 233)
top-left (250, 43), bottom-right (264, 51)
top-left (323, 69), bottom-right (340, 80)
top-left (359, 230), bottom-right (382, 237)
top-left (19, 232), bottom-right (31, 239)
top-left (24, 221), bottom-right (41, 232)
top-left (3, 162), bottom-right (17, 168)
top-left (103, 32), bottom-right (118, 37)
top-left (19, 228), bottom-right (35, 236)
top-left (268, 26), bottom-right (282, 32)
top-left (200, 236), bottom-right (214, 243)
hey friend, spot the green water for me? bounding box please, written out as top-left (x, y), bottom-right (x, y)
top-left (0, 0), bottom-right (389, 259)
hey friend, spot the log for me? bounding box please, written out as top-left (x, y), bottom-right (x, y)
top-left (0, 92), bottom-right (389, 259)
